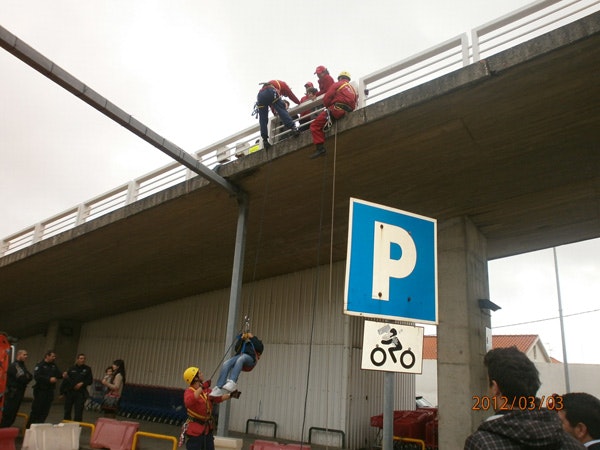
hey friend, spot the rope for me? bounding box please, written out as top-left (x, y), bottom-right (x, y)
top-left (300, 122), bottom-right (339, 447)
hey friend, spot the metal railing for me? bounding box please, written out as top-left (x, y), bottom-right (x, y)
top-left (2, 0), bottom-right (597, 257)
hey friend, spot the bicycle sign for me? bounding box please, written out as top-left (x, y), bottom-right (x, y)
top-left (361, 321), bottom-right (424, 373)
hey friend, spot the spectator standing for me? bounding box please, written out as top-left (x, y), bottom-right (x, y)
top-left (558, 392), bottom-right (600, 448)
top-left (181, 366), bottom-right (239, 450)
top-left (309, 71), bottom-right (358, 158)
top-left (314, 65), bottom-right (335, 96)
top-left (27, 350), bottom-right (63, 427)
top-left (62, 353), bottom-right (93, 421)
top-left (464, 346), bottom-right (583, 449)
top-left (0, 349), bottom-right (33, 428)
top-left (254, 80), bottom-right (301, 150)
top-left (101, 359), bottom-right (126, 417)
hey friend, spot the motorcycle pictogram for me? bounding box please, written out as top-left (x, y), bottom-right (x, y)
top-left (369, 326), bottom-right (415, 369)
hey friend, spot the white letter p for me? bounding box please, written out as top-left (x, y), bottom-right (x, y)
top-left (372, 221), bottom-right (416, 301)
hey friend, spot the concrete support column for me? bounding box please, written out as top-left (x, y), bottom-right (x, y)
top-left (437, 217), bottom-right (491, 447)
top-left (44, 320), bottom-right (82, 368)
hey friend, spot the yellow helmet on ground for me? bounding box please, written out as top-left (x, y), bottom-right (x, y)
top-left (338, 71), bottom-right (351, 81)
top-left (183, 366), bottom-right (200, 385)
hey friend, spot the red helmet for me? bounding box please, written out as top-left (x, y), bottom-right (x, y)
top-left (304, 81), bottom-right (314, 89)
top-left (314, 65), bottom-right (327, 75)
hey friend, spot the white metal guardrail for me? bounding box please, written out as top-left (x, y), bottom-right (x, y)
top-left (1, 0), bottom-right (598, 257)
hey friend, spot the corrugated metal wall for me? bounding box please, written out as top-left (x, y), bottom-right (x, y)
top-left (66, 262), bottom-right (417, 448)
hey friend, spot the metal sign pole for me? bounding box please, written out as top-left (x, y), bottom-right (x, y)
top-left (382, 372), bottom-right (395, 450)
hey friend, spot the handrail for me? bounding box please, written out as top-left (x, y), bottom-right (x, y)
top-left (2, 0), bottom-right (597, 257)
top-left (132, 431), bottom-right (178, 450)
top-left (245, 418), bottom-right (277, 438)
top-left (308, 426), bottom-right (346, 448)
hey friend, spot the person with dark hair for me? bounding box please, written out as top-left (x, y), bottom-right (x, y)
top-left (464, 346), bottom-right (584, 449)
top-left (209, 332), bottom-right (263, 397)
top-left (27, 350), bottom-right (63, 427)
top-left (0, 349), bottom-right (32, 428)
top-left (62, 353), bottom-right (93, 421)
top-left (558, 392), bottom-right (600, 448)
top-left (101, 359), bottom-right (126, 416)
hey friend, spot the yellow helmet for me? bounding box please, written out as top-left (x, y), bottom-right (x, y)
top-left (338, 71), bottom-right (351, 81)
top-left (183, 366), bottom-right (200, 385)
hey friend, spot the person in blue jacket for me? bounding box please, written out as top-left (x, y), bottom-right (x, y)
top-left (209, 333), bottom-right (263, 397)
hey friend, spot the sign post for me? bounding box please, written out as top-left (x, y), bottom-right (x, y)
top-left (344, 198), bottom-right (437, 450)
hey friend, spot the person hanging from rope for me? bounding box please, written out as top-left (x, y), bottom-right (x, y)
top-left (309, 71), bottom-right (358, 159)
top-left (209, 332), bottom-right (264, 397)
top-left (181, 366), bottom-right (240, 450)
top-left (252, 80), bottom-right (301, 151)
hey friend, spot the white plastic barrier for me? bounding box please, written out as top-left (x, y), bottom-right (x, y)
top-left (22, 422), bottom-right (81, 450)
top-left (214, 436), bottom-right (243, 450)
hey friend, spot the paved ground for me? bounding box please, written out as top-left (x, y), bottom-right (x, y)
top-left (10, 399), bottom-right (287, 450)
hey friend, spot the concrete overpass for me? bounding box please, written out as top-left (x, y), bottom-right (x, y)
top-left (1, 9), bottom-right (599, 446)
top-left (1, 11), bottom-right (598, 339)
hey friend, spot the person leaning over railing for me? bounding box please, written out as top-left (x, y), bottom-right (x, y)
top-left (252, 80), bottom-right (301, 151)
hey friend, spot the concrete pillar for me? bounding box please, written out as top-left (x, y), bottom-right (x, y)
top-left (44, 320), bottom-right (82, 370)
top-left (437, 217), bottom-right (491, 447)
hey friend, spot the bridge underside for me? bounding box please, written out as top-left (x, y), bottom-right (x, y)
top-left (1, 13), bottom-right (599, 337)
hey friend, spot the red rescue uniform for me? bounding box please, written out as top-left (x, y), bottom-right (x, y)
top-left (310, 80), bottom-right (358, 145)
top-left (316, 74), bottom-right (335, 96)
top-left (183, 386), bottom-right (225, 437)
top-left (264, 80), bottom-right (301, 105)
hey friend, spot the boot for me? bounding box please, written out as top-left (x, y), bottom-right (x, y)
top-left (309, 144), bottom-right (326, 159)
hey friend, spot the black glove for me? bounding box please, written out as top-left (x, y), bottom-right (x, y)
top-left (230, 390), bottom-right (241, 399)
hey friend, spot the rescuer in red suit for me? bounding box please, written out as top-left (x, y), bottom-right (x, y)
top-left (314, 65), bottom-right (335, 96)
top-left (309, 71), bottom-right (358, 159)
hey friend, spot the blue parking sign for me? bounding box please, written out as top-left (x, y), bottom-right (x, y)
top-left (344, 198), bottom-right (438, 323)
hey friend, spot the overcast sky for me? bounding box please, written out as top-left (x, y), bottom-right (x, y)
top-left (1, 1), bottom-right (598, 364)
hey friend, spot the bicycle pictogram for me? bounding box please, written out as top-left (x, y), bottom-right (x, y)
top-left (370, 326), bottom-right (415, 369)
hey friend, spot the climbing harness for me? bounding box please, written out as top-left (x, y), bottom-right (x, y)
top-left (323, 109), bottom-right (333, 132)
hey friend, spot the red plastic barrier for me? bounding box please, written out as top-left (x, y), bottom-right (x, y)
top-left (90, 417), bottom-right (139, 450)
top-left (370, 410), bottom-right (436, 440)
top-left (250, 440), bottom-right (310, 450)
top-left (250, 439), bottom-right (279, 450)
top-left (393, 410), bottom-right (435, 440)
top-left (425, 418), bottom-right (438, 448)
top-left (0, 427), bottom-right (19, 450)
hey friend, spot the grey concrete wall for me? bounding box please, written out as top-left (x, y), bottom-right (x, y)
top-left (437, 217), bottom-right (491, 447)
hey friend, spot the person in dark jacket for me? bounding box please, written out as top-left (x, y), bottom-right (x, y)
top-left (0, 349), bottom-right (33, 428)
top-left (209, 333), bottom-right (264, 397)
top-left (464, 346), bottom-right (584, 449)
top-left (27, 350), bottom-right (63, 427)
top-left (254, 80), bottom-right (301, 150)
top-left (558, 392), bottom-right (600, 448)
top-left (62, 353), bottom-right (93, 421)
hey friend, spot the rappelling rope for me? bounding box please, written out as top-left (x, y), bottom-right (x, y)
top-left (300, 122), bottom-right (339, 448)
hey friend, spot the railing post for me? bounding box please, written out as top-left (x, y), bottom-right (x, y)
top-left (32, 223), bottom-right (44, 244)
top-left (126, 180), bottom-right (140, 205)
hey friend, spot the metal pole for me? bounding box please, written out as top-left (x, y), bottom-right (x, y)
top-left (382, 372), bottom-right (394, 450)
top-left (553, 247), bottom-right (571, 393)
top-left (0, 24), bottom-right (241, 198)
top-left (218, 193), bottom-right (249, 436)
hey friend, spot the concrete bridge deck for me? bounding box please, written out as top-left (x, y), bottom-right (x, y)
top-left (1, 12), bottom-right (599, 338)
